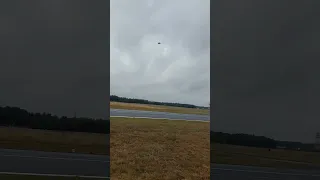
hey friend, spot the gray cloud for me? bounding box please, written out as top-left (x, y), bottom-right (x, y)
top-left (212, 1), bottom-right (320, 143)
top-left (110, 0), bottom-right (210, 106)
top-left (0, 1), bottom-right (109, 119)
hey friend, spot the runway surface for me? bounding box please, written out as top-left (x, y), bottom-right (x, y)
top-left (211, 164), bottom-right (320, 180)
top-left (4, 148), bottom-right (320, 179)
top-left (110, 108), bottom-right (210, 121)
top-left (0, 148), bottom-right (109, 178)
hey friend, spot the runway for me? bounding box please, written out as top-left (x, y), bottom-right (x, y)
top-left (211, 164), bottom-right (320, 180)
top-left (0, 148), bottom-right (109, 178)
top-left (3, 149), bottom-right (320, 179)
top-left (110, 108), bottom-right (210, 121)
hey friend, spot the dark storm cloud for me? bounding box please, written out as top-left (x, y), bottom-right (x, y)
top-left (0, 0), bottom-right (109, 119)
top-left (212, 1), bottom-right (320, 142)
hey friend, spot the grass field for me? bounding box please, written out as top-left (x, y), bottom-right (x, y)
top-left (0, 174), bottom-right (107, 179)
top-left (211, 143), bottom-right (320, 169)
top-left (0, 127), bottom-right (109, 155)
top-left (110, 101), bottom-right (209, 115)
top-left (3, 116), bottom-right (320, 179)
top-left (110, 117), bottom-right (210, 180)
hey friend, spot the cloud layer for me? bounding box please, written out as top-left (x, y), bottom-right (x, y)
top-left (110, 0), bottom-right (210, 106)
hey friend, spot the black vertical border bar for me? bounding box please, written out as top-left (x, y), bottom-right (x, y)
top-left (84, 0), bottom-right (111, 177)
top-left (210, 0), bottom-right (226, 179)
top-left (0, 0), bottom-right (111, 178)
top-left (107, 0), bottom-right (111, 178)
top-left (86, 0), bottom-right (111, 177)
top-left (209, 0), bottom-right (213, 179)
top-left (210, 1), bottom-right (215, 178)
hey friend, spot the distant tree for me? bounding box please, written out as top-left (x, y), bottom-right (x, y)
top-left (0, 106), bottom-right (109, 134)
top-left (110, 95), bottom-right (198, 109)
top-left (211, 131), bottom-right (277, 149)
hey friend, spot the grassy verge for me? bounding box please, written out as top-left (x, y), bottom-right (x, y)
top-left (110, 101), bottom-right (209, 115)
top-left (0, 127), bottom-right (109, 155)
top-left (211, 143), bottom-right (320, 169)
top-left (110, 117), bottom-right (210, 180)
top-left (0, 174), bottom-right (107, 179)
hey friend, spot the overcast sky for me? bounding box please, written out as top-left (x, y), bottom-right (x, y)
top-left (110, 0), bottom-right (210, 106)
top-left (212, 1), bottom-right (320, 143)
top-left (3, 0), bottom-right (320, 143)
top-left (0, 1), bottom-right (109, 118)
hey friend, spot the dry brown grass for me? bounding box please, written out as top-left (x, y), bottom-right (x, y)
top-left (211, 143), bottom-right (320, 169)
top-left (0, 127), bottom-right (109, 155)
top-left (110, 117), bottom-right (210, 180)
top-left (110, 101), bottom-right (209, 115)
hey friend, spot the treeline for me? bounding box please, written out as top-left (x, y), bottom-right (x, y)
top-left (211, 131), bottom-right (277, 148)
top-left (111, 95), bottom-right (208, 109)
top-left (0, 106), bottom-right (109, 134)
top-left (211, 131), bottom-right (316, 151)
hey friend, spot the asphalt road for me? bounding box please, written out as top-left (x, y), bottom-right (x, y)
top-left (3, 149), bottom-right (320, 179)
top-left (0, 148), bottom-right (109, 178)
top-left (110, 108), bottom-right (210, 121)
top-left (211, 164), bottom-right (320, 180)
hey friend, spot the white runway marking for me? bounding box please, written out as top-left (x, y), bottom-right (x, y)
top-left (0, 172), bottom-right (109, 179)
top-left (0, 154), bottom-right (109, 163)
top-left (212, 167), bottom-right (320, 177)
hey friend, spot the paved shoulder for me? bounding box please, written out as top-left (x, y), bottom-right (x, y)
top-left (211, 164), bottom-right (320, 180)
top-left (0, 148), bottom-right (109, 178)
top-left (110, 108), bottom-right (210, 121)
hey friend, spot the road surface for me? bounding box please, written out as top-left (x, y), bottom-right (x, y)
top-left (110, 108), bottom-right (210, 121)
top-left (4, 149), bottom-right (320, 179)
top-left (211, 164), bottom-right (320, 180)
top-left (0, 148), bottom-right (109, 178)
